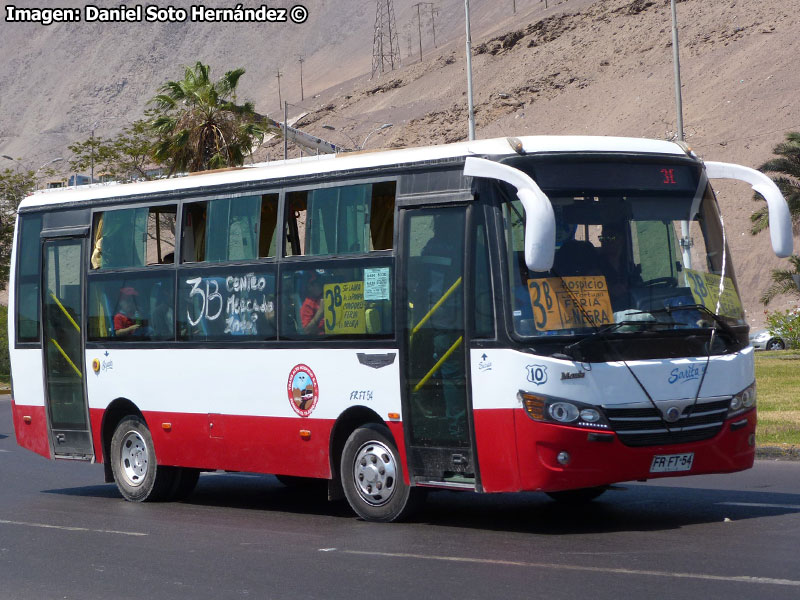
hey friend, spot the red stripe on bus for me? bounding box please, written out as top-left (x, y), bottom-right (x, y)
top-left (90, 409), bottom-right (409, 482)
top-left (11, 401), bottom-right (50, 459)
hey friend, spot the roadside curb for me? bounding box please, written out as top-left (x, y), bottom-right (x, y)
top-left (756, 445), bottom-right (800, 461)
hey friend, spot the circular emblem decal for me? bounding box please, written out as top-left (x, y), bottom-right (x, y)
top-left (665, 406), bottom-right (682, 423)
top-left (287, 364), bottom-right (319, 417)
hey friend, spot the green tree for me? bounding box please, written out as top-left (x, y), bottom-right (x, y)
top-left (0, 167), bottom-right (35, 287)
top-left (68, 119), bottom-right (156, 183)
top-left (751, 132), bottom-right (800, 305)
top-left (148, 62), bottom-right (269, 174)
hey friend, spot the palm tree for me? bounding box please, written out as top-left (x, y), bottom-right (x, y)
top-left (751, 132), bottom-right (800, 304)
top-left (149, 62), bottom-right (269, 174)
top-left (750, 131), bottom-right (800, 234)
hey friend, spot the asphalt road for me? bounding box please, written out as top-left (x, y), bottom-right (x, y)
top-left (2, 394), bottom-right (800, 600)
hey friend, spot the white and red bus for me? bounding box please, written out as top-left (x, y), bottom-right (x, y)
top-left (9, 136), bottom-right (792, 521)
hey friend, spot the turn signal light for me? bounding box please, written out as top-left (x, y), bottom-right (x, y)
top-left (519, 392), bottom-right (545, 421)
top-left (300, 430), bottom-right (311, 441)
top-left (388, 413), bottom-right (400, 420)
top-left (23, 415), bottom-right (32, 424)
top-left (161, 423), bottom-right (172, 431)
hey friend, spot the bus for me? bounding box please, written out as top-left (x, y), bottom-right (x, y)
top-left (9, 136), bottom-right (792, 522)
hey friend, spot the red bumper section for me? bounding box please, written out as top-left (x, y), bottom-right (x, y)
top-left (475, 408), bottom-right (756, 493)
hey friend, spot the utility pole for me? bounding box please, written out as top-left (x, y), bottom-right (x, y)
top-left (414, 2), bottom-right (424, 62)
top-left (670, 0), bottom-right (684, 142)
top-left (465, 0), bottom-right (476, 140)
top-left (283, 101), bottom-right (288, 161)
top-left (372, 0), bottom-right (401, 77)
top-left (276, 70), bottom-right (283, 108)
top-left (297, 56), bottom-right (305, 101)
top-left (429, 4), bottom-right (438, 48)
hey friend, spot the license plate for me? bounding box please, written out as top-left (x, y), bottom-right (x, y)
top-left (650, 452), bottom-right (694, 473)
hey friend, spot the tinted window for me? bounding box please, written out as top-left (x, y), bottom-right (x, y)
top-left (87, 272), bottom-right (175, 341)
top-left (182, 194), bottom-right (278, 263)
top-left (177, 266), bottom-right (276, 341)
top-left (280, 263), bottom-right (393, 338)
top-left (16, 213), bottom-right (43, 343)
top-left (91, 205), bottom-right (177, 269)
top-left (285, 181), bottom-right (395, 256)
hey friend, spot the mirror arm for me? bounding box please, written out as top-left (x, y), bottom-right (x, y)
top-left (464, 157), bottom-right (556, 271)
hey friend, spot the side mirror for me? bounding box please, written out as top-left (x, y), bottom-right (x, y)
top-left (705, 161), bottom-right (793, 258)
top-left (464, 157), bottom-right (555, 271)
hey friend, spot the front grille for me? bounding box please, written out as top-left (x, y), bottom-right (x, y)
top-left (603, 398), bottom-right (730, 447)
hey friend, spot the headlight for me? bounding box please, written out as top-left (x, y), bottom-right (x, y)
top-left (519, 392), bottom-right (610, 430)
top-left (728, 382), bottom-right (757, 417)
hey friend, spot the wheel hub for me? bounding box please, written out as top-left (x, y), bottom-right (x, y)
top-left (353, 441), bottom-right (396, 506)
top-left (120, 430), bottom-right (148, 487)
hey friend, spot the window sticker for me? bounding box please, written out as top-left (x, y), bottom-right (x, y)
top-left (527, 276), bottom-right (614, 331)
top-left (684, 270), bottom-right (744, 320)
top-left (363, 267), bottom-right (391, 301)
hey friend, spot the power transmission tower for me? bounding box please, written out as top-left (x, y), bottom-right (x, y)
top-left (372, 0), bottom-right (401, 77)
top-left (412, 2), bottom-right (435, 61)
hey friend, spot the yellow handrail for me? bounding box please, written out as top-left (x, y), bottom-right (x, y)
top-left (410, 276), bottom-right (462, 341)
top-left (49, 292), bottom-right (80, 333)
top-left (49, 338), bottom-right (83, 379)
top-left (413, 336), bottom-right (463, 393)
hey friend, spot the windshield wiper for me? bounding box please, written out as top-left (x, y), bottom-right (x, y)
top-left (635, 304), bottom-right (738, 340)
top-left (561, 319), bottom-right (674, 361)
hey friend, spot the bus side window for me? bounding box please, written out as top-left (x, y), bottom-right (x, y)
top-left (92, 205), bottom-right (177, 269)
top-left (184, 194), bottom-right (278, 263)
top-left (87, 274), bottom-right (175, 341)
top-left (279, 265), bottom-right (394, 339)
top-left (16, 213), bottom-right (44, 343)
top-left (284, 181), bottom-right (396, 257)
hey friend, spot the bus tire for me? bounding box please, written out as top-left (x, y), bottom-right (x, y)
top-left (110, 415), bottom-right (176, 502)
top-left (545, 485), bottom-right (608, 504)
top-left (340, 424), bottom-right (418, 522)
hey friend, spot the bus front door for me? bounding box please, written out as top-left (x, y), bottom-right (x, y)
top-left (400, 205), bottom-right (475, 486)
top-left (41, 237), bottom-right (94, 460)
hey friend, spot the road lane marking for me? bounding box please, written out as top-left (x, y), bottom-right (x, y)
top-left (0, 519), bottom-right (147, 537)
top-left (719, 502), bottom-right (800, 510)
top-left (0, 449), bottom-right (10, 453)
top-left (336, 550), bottom-right (800, 587)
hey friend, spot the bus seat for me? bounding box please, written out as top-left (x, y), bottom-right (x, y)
top-left (553, 240), bottom-right (603, 277)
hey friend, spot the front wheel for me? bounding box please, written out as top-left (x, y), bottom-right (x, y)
top-left (340, 424), bottom-right (420, 522)
top-left (110, 415), bottom-right (176, 502)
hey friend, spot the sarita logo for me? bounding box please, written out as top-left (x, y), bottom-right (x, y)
top-left (668, 364), bottom-right (705, 384)
top-left (526, 365), bottom-right (548, 386)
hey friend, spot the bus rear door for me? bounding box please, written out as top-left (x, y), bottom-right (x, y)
top-left (41, 235), bottom-right (94, 460)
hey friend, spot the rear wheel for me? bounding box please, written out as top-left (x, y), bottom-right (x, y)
top-left (340, 424), bottom-right (420, 522)
top-left (110, 415), bottom-right (176, 502)
top-left (545, 486), bottom-right (608, 504)
top-left (767, 338), bottom-right (785, 351)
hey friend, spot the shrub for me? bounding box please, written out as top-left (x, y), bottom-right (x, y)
top-left (765, 308), bottom-right (800, 350)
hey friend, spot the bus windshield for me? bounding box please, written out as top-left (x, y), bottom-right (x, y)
top-left (501, 157), bottom-right (745, 343)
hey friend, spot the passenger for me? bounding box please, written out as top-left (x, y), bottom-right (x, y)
top-left (114, 286), bottom-right (145, 336)
top-left (300, 272), bottom-right (325, 335)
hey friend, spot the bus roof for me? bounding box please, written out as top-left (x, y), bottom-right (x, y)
top-left (19, 135), bottom-right (687, 210)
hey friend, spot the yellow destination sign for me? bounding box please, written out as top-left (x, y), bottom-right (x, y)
top-left (684, 269), bottom-right (744, 320)
top-left (323, 281), bottom-right (366, 334)
top-left (527, 276), bottom-right (614, 331)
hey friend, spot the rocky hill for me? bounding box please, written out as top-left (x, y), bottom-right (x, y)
top-left (1, 0), bottom-right (798, 324)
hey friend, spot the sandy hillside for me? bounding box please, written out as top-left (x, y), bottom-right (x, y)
top-left (1, 0), bottom-right (799, 325)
